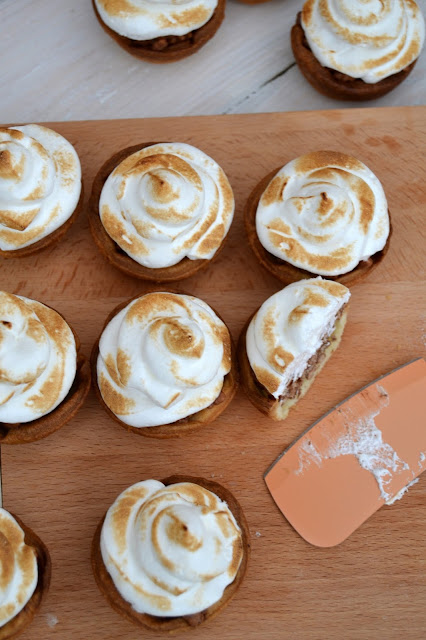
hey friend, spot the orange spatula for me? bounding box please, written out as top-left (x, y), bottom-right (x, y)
top-left (265, 358), bottom-right (426, 547)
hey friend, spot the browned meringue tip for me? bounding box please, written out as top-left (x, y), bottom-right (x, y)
top-left (0, 337), bottom-right (91, 445)
top-left (0, 513), bottom-right (51, 640)
top-left (89, 143), bottom-right (228, 283)
top-left (244, 166), bottom-right (392, 287)
top-left (0, 186), bottom-right (84, 260)
top-left (91, 475), bottom-right (250, 633)
top-left (291, 12), bottom-right (417, 101)
top-left (92, 0), bottom-right (226, 64)
top-left (91, 291), bottom-right (238, 439)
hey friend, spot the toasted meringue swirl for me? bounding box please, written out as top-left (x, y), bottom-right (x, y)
top-left (99, 143), bottom-right (234, 269)
top-left (95, 0), bottom-right (218, 40)
top-left (0, 509), bottom-right (37, 628)
top-left (101, 480), bottom-right (243, 616)
top-left (301, 0), bottom-right (425, 83)
top-left (256, 151), bottom-right (389, 276)
top-left (0, 125), bottom-right (81, 251)
top-left (97, 292), bottom-right (231, 427)
top-left (0, 292), bottom-right (77, 424)
top-left (246, 278), bottom-right (350, 398)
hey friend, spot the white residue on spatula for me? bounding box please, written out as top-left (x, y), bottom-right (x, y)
top-left (295, 384), bottom-right (413, 503)
top-left (386, 478), bottom-right (419, 505)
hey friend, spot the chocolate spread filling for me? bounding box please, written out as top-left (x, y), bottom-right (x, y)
top-left (123, 8), bottom-right (219, 53)
top-left (148, 32), bottom-right (194, 52)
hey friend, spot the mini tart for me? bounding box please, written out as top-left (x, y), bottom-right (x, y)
top-left (91, 475), bottom-right (250, 633)
top-left (291, 12), bottom-right (418, 101)
top-left (91, 292), bottom-right (238, 438)
top-left (0, 125), bottom-right (83, 258)
top-left (0, 297), bottom-right (91, 444)
top-left (239, 306), bottom-right (347, 420)
top-left (92, 0), bottom-right (226, 63)
top-left (89, 143), bottom-right (233, 282)
top-left (0, 513), bottom-right (51, 640)
top-left (245, 164), bottom-right (392, 287)
top-left (238, 280), bottom-right (348, 421)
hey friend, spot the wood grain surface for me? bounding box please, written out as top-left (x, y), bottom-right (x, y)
top-left (1, 107), bottom-right (425, 639)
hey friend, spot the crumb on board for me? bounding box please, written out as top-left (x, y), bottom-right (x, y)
top-left (46, 613), bottom-right (58, 627)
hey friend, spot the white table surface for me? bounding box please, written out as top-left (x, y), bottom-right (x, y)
top-left (2, 0), bottom-right (426, 123)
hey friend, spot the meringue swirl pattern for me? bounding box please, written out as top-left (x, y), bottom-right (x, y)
top-left (0, 125), bottom-right (81, 251)
top-left (0, 509), bottom-right (37, 628)
top-left (94, 0), bottom-right (218, 40)
top-left (301, 0), bottom-right (425, 83)
top-left (101, 480), bottom-right (243, 617)
top-left (256, 151), bottom-right (390, 277)
top-left (99, 143), bottom-right (234, 269)
top-left (246, 278), bottom-right (350, 398)
top-left (97, 292), bottom-right (232, 427)
top-left (0, 292), bottom-right (77, 424)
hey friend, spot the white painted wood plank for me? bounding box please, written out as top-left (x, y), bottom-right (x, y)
top-left (225, 52), bottom-right (426, 114)
top-left (226, 0), bottom-right (426, 113)
top-left (1, 0), bottom-right (296, 120)
top-left (1, 0), bottom-right (426, 122)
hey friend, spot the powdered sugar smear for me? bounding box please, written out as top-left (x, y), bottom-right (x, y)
top-left (376, 384), bottom-right (388, 399)
top-left (296, 384), bottom-right (416, 503)
top-left (328, 389), bottom-right (409, 502)
top-left (296, 440), bottom-right (323, 474)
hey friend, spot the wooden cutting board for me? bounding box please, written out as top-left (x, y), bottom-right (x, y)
top-left (1, 107), bottom-right (425, 640)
